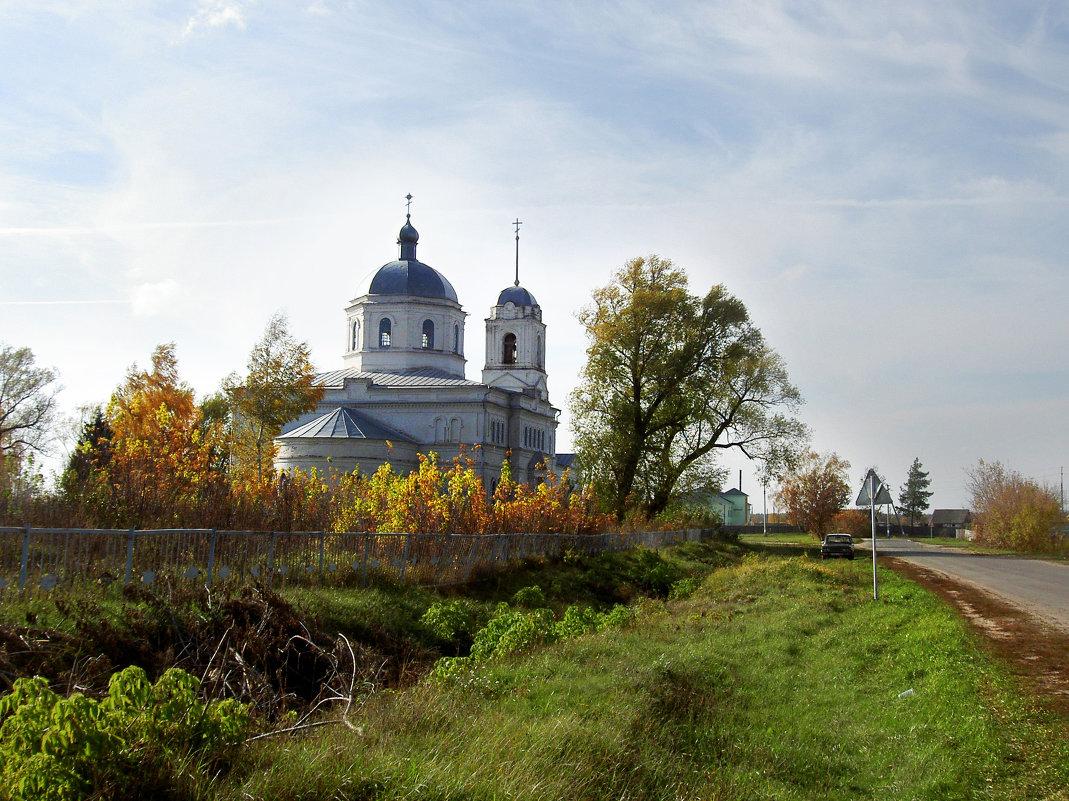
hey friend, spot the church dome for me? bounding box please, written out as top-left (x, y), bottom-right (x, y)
top-left (368, 260), bottom-right (458, 302)
top-left (362, 215), bottom-right (459, 303)
top-left (496, 285), bottom-right (538, 307)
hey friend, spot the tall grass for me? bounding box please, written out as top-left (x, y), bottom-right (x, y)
top-left (223, 550), bottom-right (1069, 801)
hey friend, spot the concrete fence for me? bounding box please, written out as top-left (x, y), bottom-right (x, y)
top-left (0, 526), bottom-right (702, 598)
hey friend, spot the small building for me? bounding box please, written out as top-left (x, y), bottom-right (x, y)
top-left (931, 509), bottom-right (973, 539)
top-left (707, 488), bottom-right (750, 526)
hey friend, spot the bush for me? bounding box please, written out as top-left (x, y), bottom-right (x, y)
top-left (829, 509), bottom-right (870, 538)
top-left (510, 585), bottom-right (548, 608)
top-left (966, 460), bottom-right (1064, 552)
top-left (0, 666), bottom-right (248, 801)
top-left (420, 599), bottom-right (485, 643)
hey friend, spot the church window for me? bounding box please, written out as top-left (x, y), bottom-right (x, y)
top-left (379, 318), bottom-right (392, 348)
top-left (503, 333), bottom-right (517, 364)
top-left (453, 324), bottom-right (460, 354)
top-left (536, 334), bottom-right (543, 368)
top-left (449, 418), bottom-right (461, 442)
top-left (434, 417), bottom-right (445, 444)
top-left (351, 321), bottom-right (360, 351)
top-left (422, 319), bottom-right (434, 349)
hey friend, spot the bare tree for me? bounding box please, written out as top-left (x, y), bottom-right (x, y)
top-left (0, 343), bottom-right (61, 457)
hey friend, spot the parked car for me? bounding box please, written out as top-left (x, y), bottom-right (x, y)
top-left (820, 533), bottom-right (855, 560)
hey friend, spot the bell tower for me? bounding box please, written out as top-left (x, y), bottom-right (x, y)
top-left (482, 219), bottom-right (548, 400)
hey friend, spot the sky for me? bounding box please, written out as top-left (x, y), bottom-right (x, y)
top-left (2, 0), bottom-right (1068, 512)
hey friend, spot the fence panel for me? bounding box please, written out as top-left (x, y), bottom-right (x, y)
top-left (0, 525), bottom-right (701, 600)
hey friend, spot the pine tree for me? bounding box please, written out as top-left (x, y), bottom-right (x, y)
top-left (899, 458), bottom-right (933, 529)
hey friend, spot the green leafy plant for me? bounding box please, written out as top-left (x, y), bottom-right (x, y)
top-left (0, 666), bottom-right (249, 801)
top-left (420, 599), bottom-right (485, 643)
top-left (510, 585), bottom-right (547, 608)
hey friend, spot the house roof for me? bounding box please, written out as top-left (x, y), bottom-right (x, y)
top-left (931, 509), bottom-right (972, 525)
top-left (722, 488), bottom-right (748, 498)
top-left (278, 406), bottom-right (415, 443)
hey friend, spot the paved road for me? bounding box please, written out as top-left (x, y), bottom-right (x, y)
top-left (857, 538), bottom-right (1069, 633)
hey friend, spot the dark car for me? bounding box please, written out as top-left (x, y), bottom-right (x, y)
top-left (820, 533), bottom-right (855, 560)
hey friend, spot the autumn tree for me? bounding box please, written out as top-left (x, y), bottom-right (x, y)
top-left (101, 344), bottom-right (222, 526)
top-left (570, 255), bottom-right (807, 519)
top-left (775, 451), bottom-right (851, 538)
top-left (899, 457), bottom-right (933, 528)
top-left (226, 313), bottom-right (323, 486)
top-left (965, 459), bottom-right (1062, 552)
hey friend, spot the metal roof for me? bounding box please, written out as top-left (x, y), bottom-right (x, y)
top-left (931, 509), bottom-right (972, 525)
top-left (316, 367), bottom-right (483, 389)
top-left (367, 259), bottom-right (459, 303)
top-left (497, 285), bottom-right (538, 307)
top-left (278, 406), bottom-right (415, 442)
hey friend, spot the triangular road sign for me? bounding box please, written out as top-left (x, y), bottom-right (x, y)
top-left (856, 469), bottom-right (893, 506)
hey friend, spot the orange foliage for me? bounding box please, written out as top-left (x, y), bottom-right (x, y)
top-left (829, 509), bottom-right (870, 538)
top-left (100, 344), bottom-right (224, 526)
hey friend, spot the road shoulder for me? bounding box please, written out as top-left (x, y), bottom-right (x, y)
top-left (883, 555), bottom-right (1069, 716)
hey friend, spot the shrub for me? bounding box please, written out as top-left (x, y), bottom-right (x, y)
top-left (420, 599), bottom-right (484, 643)
top-left (966, 460), bottom-right (1064, 552)
top-left (829, 509), bottom-right (870, 538)
top-left (510, 585), bottom-right (547, 608)
top-left (0, 666), bottom-right (248, 801)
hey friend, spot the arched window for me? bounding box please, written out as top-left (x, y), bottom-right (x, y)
top-left (453, 324), bottom-right (460, 354)
top-left (434, 417), bottom-right (445, 444)
top-left (536, 334), bottom-right (543, 368)
top-left (378, 318), bottom-right (392, 348)
top-left (422, 319), bottom-right (434, 349)
top-left (503, 333), bottom-right (517, 365)
top-left (351, 321), bottom-right (360, 351)
top-left (449, 418), bottom-right (461, 442)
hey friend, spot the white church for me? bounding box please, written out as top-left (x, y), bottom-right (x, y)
top-left (274, 206), bottom-right (561, 490)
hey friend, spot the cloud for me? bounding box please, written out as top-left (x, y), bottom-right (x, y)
top-left (130, 280), bottom-right (181, 317)
top-left (183, 1), bottom-right (250, 38)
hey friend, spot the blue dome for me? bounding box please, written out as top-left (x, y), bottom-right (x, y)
top-left (497, 285), bottom-right (538, 306)
top-left (368, 260), bottom-right (459, 302)
top-left (360, 214), bottom-right (459, 302)
top-left (398, 219), bottom-right (419, 244)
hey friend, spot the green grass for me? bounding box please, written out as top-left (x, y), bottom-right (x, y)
top-left (221, 548), bottom-right (1069, 801)
top-left (739, 531), bottom-right (814, 546)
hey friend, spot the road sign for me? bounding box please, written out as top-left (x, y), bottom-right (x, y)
top-left (856, 469), bottom-right (893, 506)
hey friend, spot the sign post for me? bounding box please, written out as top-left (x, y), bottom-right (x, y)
top-left (856, 469), bottom-right (892, 600)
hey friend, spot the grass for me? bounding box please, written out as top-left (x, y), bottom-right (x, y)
top-left (221, 546), bottom-right (1069, 801)
top-left (739, 531), bottom-right (813, 547)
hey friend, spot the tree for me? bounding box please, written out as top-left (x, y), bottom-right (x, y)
top-left (103, 344), bottom-right (222, 525)
top-left (0, 343), bottom-right (60, 457)
top-left (899, 457), bottom-right (933, 528)
top-left (570, 255), bottom-right (807, 519)
top-left (775, 451), bottom-right (851, 538)
top-left (226, 313), bottom-right (324, 486)
top-left (965, 459), bottom-right (1062, 552)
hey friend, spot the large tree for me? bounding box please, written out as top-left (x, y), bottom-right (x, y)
top-left (775, 451), bottom-right (852, 538)
top-left (0, 343), bottom-right (60, 457)
top-left (899, 457), bottom-right (933, 528)
top-left (226, 313), bottom-right (323, 485)
top-left (570, 255), bottom-right (808, 519)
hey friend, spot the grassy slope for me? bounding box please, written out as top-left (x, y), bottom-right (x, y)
top-left (224, 548), bottom-right (1069, 801)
